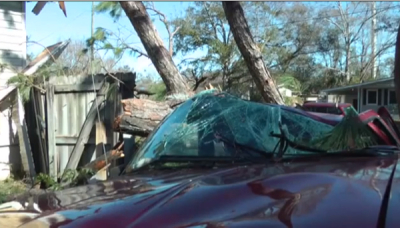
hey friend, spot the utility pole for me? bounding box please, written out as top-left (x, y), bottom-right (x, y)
top-left (371, 1), bottom-right (377, 78)
top-left (91, 1), bottom-right (95, 63)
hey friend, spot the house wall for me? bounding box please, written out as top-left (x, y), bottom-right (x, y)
top-left (360, 85), bottom-right (399, 120)
top-left (329, 80), bottom-right (399, 120)
top-left (0, 2), bottom-right (26, 180)
top-left (278, 87), bottom-right (292, 97)
top-left (0, 2), bottom-right (26, 88)
top-left (0, 89), bottom-right (21, 180)
top-left (327, 95), bottom-right (345, 103)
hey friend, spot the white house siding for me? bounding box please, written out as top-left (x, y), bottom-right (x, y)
top-left (0, 1), bottom-right (26, 88)
top-left (359, 81), bottom-right (399, 120)
top-left (326, 80), bottom-right (400, 120)
top-left (0, 2), bottom-right (26, 180)
top-left (0, 89), bottom-right (19, 180)
top-left (278, 87), bottom-right (292, 97)
top-left (327, 94), bottom-right (345, 103)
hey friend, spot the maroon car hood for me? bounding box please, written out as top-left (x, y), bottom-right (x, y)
top-left (16, 157), bottom-right (400, 228)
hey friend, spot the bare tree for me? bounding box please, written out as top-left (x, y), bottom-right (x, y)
top-left (320, 2), bottom-right (394, 82)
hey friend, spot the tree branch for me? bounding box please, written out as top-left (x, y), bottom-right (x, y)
top-left (146, 2), bottom-right (178, 56)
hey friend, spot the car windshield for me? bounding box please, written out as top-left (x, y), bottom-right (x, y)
top-left (127, 92), bottom-right (380, 170)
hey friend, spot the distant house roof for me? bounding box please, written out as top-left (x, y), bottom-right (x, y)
top-left (321, 77), bottom-right (393, 93)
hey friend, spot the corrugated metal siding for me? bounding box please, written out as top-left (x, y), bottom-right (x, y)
top-left (48, 75), bottom-right (109, 174)
top-left (0, 1), bottom-right (26, 88)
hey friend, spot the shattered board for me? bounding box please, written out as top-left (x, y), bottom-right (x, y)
top-left (136, 92), bottom-right (381, 163)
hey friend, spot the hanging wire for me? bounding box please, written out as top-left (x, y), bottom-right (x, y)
top-left (89, 1), bottom-right (108, 170)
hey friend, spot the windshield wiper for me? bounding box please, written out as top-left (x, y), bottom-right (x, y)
top-left (214, 133), bottom-right (273, 160)
top-left (125, 155), bottom-right (259, 174)
top-left (123, 137), bottom-right (274, 174)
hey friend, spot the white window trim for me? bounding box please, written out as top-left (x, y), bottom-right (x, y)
top-left (366, 89), bottom-right (378, 105)
top-left (388, 89), bottom-right (397, 105)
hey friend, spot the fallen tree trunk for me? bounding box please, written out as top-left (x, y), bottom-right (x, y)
top-left (114, 85), bottom-right (220, 136)
top-left (115, 2), bottom-right (193, 138)
top-left (114, 98), bottom-right (173, 136)
top-left (114, 2), bottom-right (287, 138)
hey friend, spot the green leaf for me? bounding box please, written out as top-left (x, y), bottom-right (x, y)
top-left (103, 42), bottom-right (114, 49)
top-left (93, 27), bottom-right (107, 41)
top-left (114, 47), bottom-right (123, 58)
top-left (95, 2), bottom-right (123, 21)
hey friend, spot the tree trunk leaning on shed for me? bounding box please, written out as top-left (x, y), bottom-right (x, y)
top-left (113, 1), bottom-right (194, 137)
top-left (114, 1), bottom-right (286, 137)
top-left (119, 1), bottom-right (191, 97)
top-left (114, 98), bottom-right (173, 137)
top-left (222, 2), bottom-right (284, 105)
top-left (114, 1), bottom-right (193, 136)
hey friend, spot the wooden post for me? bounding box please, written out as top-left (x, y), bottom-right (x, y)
top-left (119, 80), bottom-right (136, 170)
top-left (45, 84), bottom-right (57, 179)
top-left (16, 90), bottom-right (36, 178)
top-left (95, 121), bottom-right (106, 159)
top-left (64, 82), bottom-right (108, 171)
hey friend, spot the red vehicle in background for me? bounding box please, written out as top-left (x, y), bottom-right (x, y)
top-left (302, 102), bottom-right (352, 116)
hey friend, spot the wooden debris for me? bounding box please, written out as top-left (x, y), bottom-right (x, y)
top-left (84, 141), bottom-right (125, 172)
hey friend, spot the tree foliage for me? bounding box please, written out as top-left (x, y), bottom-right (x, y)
top-left (79, 1), bottom-right (399, 100)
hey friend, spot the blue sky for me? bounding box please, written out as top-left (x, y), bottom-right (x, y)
top-left (25, 1), bottom-right (204, 77)
top-left (25, 2), bottom-right (397, 78)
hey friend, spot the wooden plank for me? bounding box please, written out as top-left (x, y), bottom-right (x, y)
top-left (55, 136), bottom-right (97, 145)
top-left (34, 87), bottom-right (48, 172)
top-left (29, 87), bottom-right (48, 174)
top-left (45, 84), bottom-right (57, 179)
top-left (15, 90), bottom-right (36, 178)
top-left (88, 164), bottom-right (110, 183)
top-left (64, 82), bottom-right (108, 171)
top-left (53, 83), bottom-right (103, 93)
top-left (95, 121), bottom-right (107, 159)
top-left (119, 80), bottom-right (136, 168)
top-left (85, 141), bottom-right (124, 172)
